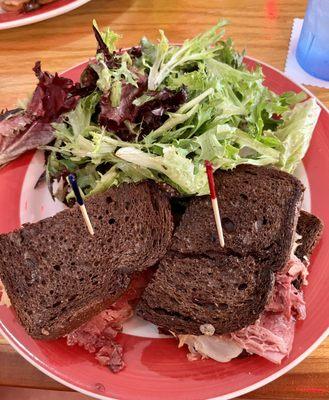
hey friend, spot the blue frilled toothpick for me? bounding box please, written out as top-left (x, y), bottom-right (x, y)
top-left (68, 174), bottom-right (95, 236)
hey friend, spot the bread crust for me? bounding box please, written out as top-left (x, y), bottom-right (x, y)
top-left (296, 210), bottom-right (324, 261)
top-left (138, 165), bottom-right (307, 334)
top-left (0, 181), bottom-right (173, 339)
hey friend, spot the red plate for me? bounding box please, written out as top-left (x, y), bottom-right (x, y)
top-left (0, 0), bottom-right (91, 30)
top-left (0, 57), bottom-right (329, 400)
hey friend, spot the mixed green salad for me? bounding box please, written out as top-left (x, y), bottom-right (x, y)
top-left (2, 20), bottom-right (320, 201)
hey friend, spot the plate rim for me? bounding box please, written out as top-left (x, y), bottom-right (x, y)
top-left (1, 55), bottom-right (328, 400)
top-left (0, 0), bottom-right (91, 30)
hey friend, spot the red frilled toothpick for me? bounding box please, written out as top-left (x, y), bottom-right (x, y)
top-left (205, 160), bottom-right (225, 247)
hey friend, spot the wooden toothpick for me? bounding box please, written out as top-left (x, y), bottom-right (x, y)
top-left (68, 174), bottom-right (94, 236)
top-left (205, 160), bottom-right (225, 247)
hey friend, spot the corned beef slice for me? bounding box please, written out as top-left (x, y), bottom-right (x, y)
top-left (66, 272), bottom-right (150, 372)
top-left (175, 255), bottom-right (308, 364)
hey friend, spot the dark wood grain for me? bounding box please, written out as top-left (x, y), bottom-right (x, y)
top-left (0, 0), bottom-right (329, 108)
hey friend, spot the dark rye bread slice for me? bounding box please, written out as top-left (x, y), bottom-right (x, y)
top-left (0, 182), bottom-right (173, 340)
top-left (171, 165), bottom-right (304, 271)
top-left (137, 210), bottom-right (324, 335)
top-left (137, 166), bottom-right (306, 335)
top-left (137, 253), bottom-right (274, 335)
top-left (296, 210), bottom-right (323, 261)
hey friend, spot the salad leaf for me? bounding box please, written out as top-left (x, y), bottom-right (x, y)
top-left (275, 98), bottom-right (321, 173)
top-left (205, 58), bottom-right (261, 83)
top-left (29, 61), bottom-right (83, 122)
top-left (87, 165), bottom-right (120, 196)
top-left (41, 21), bottom-right (321, 201)
top-left (91, 54), bottom-right (138, 93)
top-left (147, 20), bottom-right (229, 90)
top-left (144, 88), bottom-right (214, 143)
top-left (116, 146), bottom-right (208, 195)
top-left (92, 21), bottom-right (120, 68)
top-left (98, 76), bottom-right (147, 140)
top-left (0, 61), bottom-right (92, 167)
top-left (93, 20), bottom-right (121, 53)
top-left (133, 87), bottom-right (188, 134)
top-left (63, 91), bottom-right (101, 138)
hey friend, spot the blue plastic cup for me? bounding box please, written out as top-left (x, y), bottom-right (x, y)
top-left (296, 0), bottom-right (329, 81)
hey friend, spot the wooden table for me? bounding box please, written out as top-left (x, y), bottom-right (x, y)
top-left (0, 0), bottom-right (328, 398)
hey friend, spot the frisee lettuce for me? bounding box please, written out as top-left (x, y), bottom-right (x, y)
top-left (147, 21), bottom-right (229, 90)
top-left (93, 20), bottom-right (121, 53)
top-left (46, 21), bottom-right (321, 201)
top-left (275, 98), bottom-right (320, 173)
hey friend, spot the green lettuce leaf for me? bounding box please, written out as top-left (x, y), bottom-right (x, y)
top-left (46, 22), bottom-right (321, 200)
top-left (274, 98), bottom-right (321, 173)
top-left (147, 21), bottom-right (229, 90)
top-left (93, 20), bottom-right (121, 53)
top-left (116, 146), bottom-right (208, 195)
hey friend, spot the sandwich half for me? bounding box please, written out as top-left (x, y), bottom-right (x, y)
top-left (0, 181), bottom-right (173, 339)
top-left (137, 165), bottom-right (323, 363)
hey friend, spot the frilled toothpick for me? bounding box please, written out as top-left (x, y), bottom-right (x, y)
top-left (68, 174), bottom-right (94, 236)
top-left (205, 160), bottom-right (225, 247)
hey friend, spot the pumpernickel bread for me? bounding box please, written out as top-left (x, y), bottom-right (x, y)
top-left (172, 165), bottom-right (304, 270)
top-left (137, 165), bottom-right (309, 335)
top-left (137, 253), bottom-right (274, 335)
top-left (0, 181), bottom-right (173, 339)
top-left (296, 210), bottom-right (323, 261)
